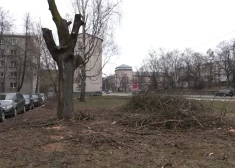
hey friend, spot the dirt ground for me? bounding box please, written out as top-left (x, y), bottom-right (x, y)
top-left (0, 100), bottom-right (235, 168)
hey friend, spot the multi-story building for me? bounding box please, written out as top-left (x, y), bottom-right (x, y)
top-left (73, 33), bottom-right (103, 96)
top-left (0, 34), bottom-right (39, 93)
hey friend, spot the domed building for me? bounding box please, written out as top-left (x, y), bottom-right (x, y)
top-left (115, 64), bottom-right (133, 92)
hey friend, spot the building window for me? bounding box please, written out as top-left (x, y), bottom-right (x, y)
top-left (11, 50), bottom-right (17, 55)
top-left (11, 39), bottom-right (17, 45)
top-left (10, 61), bottom-right (16, 67)
top-left (0, 61), bottom-right (4, 67)
top-left (10, 83), bottom-right (17, 88)
top-left (0, 72), bottom-right (3, 77)
top-left (10, 72), bottom-right (17, 77)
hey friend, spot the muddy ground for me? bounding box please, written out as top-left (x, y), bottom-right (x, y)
top-left (0, 100), bottom-right (235, 168)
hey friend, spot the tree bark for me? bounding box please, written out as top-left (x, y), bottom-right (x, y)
top-left (57, 57), bottom-right (75, 119)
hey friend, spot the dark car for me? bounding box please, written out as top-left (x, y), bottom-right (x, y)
top-left (23, 94), bottom-right (34, 110)
top-left (0, 107), bottom-right (5, 122)
top-left (31, 93), bottom-right (43, 107)
top-left (0, 93), bottom-right (25, 117)
top-left (215, 89), bottom-right (234, 97)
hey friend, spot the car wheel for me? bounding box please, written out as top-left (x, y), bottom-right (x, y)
top-left (13, 109), bottom-right (17, 117)
top-left (0, 111), bottom-right (5, 122)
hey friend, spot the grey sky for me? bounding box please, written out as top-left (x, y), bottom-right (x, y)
top-left (2, 0), bottom-right (235, 75)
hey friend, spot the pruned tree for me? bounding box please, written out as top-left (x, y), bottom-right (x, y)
top-left (72, 0), bottom-right (121, 102)
top-left (42, 0), bottom-right (84, 119)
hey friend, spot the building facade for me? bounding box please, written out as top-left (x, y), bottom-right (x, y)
top-left (73, 33), bottom-right (103, 95)
top-left (114, 64), bottom-right (133, 92)
top-left (0, 34), bottom-right (39, 93)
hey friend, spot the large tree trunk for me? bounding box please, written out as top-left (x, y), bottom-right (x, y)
top-left (57, 58), bottom-right (75, 119)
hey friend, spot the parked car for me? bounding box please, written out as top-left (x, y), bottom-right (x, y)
top-left (0, 93), bottom-right (25, 117)
top-left (40, 93), bottom-right (46, 104)
top-left (23, 94), bottom-right (34, 110)
top-left (31, 93), bottom-right (43, 107)
top-left (215, 89), bottom-right (234, 97)
top-left (0, 107), bottom-right (5, 122)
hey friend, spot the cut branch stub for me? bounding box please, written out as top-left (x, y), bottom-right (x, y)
top-left (48, 0), bottom-right (70, 47)
top-left (42, 28), bottom-right (57, 60)
top-left (70, 14), bottom-right (84, 49)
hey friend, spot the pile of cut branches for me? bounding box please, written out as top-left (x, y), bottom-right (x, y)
top-left (120, 91), bottom-right (227, 129)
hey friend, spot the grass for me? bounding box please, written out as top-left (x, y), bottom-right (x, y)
top-left (198, 99), bottom-right (235, 118)
top-left (74, 96), bottom-right (130, 109)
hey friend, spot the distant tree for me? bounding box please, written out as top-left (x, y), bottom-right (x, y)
top-left (42, 0), bottom-right (84, 119)
top-left (16, 13), bottom-right (36, 92)
top-left (72, 0), bottom-right (121, 102)
top-left (204, 49), bottom-right (215, 88)
top-left (0, 7), bottom-right (14, 92)
top-left (215, 41), bottom-right (232, 88)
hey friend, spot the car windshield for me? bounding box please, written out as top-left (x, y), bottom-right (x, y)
top-left (0, 93), bottom-right (15, 100)
top-left (32, 94), bottom-right (38, 98)
top-left (23, 95), bottom-right (30, 100)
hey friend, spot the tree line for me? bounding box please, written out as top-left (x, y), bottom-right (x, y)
top-left (136, 39), bottom-right (235, 91)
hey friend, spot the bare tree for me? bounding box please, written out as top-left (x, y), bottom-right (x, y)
top-left (0, 7), bottom-right (14, 92)
top-left (42, 0), bottom-right (84, 119)
top-left (204, 49), bottom-right (215, 88)
top-left (72, 0), bottom-right (121, 102)
top-left (40, 33), bottom-right (59, 95)
top-left (158, 49), bottom-right (184, 88)
top-left (228, 39), bottom-right (235, 88)
top-left (215, 41), bottom-right (232, 88)
top-left (16, 13), bottom-right (36, 92)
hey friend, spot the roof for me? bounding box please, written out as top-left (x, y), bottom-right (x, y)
top-left (115, 64), bottom-right (132, 71)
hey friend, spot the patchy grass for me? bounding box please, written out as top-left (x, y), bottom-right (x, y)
top-left (74, 96), bottom-right (130, 109)
top-left (0, 97), bottom-right (235, 167)
top-left (197, 100), bottom-right (235, 118)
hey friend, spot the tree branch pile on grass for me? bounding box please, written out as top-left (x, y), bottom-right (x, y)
top-left (121, 91), bottom-right (227, 129)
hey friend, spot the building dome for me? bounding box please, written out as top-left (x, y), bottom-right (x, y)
top-left (115, 64), bottom-right (132, 71)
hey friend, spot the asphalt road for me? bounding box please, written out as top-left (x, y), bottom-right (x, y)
top-left (103, 93), bottom-right (235, 101)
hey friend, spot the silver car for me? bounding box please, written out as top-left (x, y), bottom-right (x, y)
top-left (0, 93), bottom-right (26, 117)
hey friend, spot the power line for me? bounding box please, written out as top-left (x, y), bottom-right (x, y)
top-left (194, 30), bottom-right (235, 48)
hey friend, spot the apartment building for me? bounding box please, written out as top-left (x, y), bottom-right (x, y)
top-left (0, 34), bottom-right (39, 93)
top-left (73, 33), bottom-right (103, 95)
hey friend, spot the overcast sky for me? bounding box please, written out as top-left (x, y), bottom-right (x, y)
top-left (2, 0), bottom-right (235, 75)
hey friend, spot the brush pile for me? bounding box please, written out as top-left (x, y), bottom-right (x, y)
top-left (121, 91), bottom-right (226, 129)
